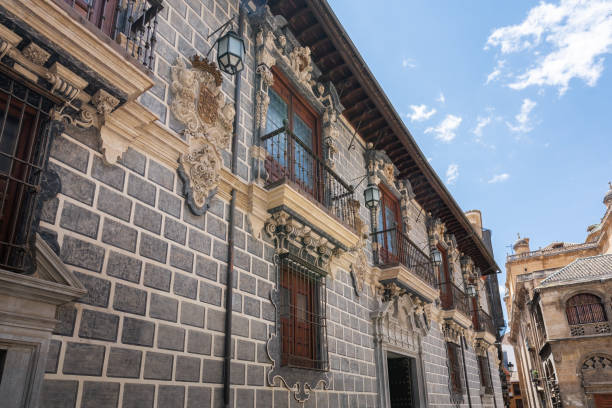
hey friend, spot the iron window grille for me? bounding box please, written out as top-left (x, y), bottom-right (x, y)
top-left (565, 294), bottom-right (607, 325)
top-left (478, 355), bottom-right (494, 395)
top-left (0, 73), bottom-right (54, 274)
top-left (446, 342), bottom-right (463, 394)
top-left (279, 252), bottom-right (329, 371)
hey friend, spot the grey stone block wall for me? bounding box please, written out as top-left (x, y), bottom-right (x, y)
top-left (38, 2), bottom-right (505, 407)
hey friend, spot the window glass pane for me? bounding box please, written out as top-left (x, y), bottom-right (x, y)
top-left (292, 113), bottom-right (313, 189)
top-left (265, 89), bottom-right (287, 134)
top-left (264, 89), bottom-right (288, 176)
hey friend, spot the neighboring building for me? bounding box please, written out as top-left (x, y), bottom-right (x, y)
top-left (0, 1), bottom-right (505, 407)
top-left (505, 185), bottom-right (612, 408)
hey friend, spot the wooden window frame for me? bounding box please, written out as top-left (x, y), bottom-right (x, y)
top-left (565, 293), bottom-right (607, 325)
top-left (279, 253), bottom-right (328, 371)
top-left (477, 355), bottom-right (493, 395)
top-left (377, 183), bottom-right (401, 264)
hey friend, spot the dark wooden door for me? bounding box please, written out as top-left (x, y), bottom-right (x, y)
top-left (378, 184), bottom-right (400, 264)
top-left (388, 358), bottom-right (414, 408)
top-left (595, 394), bottom-right (612, 408)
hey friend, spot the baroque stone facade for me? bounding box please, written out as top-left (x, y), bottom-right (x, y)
top-left (0, 1), bottom-right (505, 407)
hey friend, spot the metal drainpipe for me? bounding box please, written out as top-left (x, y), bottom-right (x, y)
top-left (230, 5), bottom-right (245, 174)
top-left (223, 2), bottom-right (244, 403)
top-left (223, 189), bottom-right (237, 407)
top-left (461, 335), bottom-right (474, 408)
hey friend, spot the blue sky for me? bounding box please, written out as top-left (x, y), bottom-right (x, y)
top-left (328, 0), bottom-right (612, 319)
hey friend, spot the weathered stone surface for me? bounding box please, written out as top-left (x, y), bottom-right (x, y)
top-left (237, 339), bottom-right (255, 361)
top-left (180, 302), bottom-right (205, 327)
top-left (107, 347), bottom-right (142, 378)
top-left (74, 271), bottom-right (110, 307)
top-left (128, 173), bottom-right (157, 206)
top-left (120, 147), bottom-right (146, 175)
top-left (206, 213), bottom-right (226, 240)
top-left (187, 330), bottom-right (212, 355)
top-left (45, 340), bottom-right (61, 373)
top-left (113, 283), bottom-right (147, 315)
top-left (92, 155), bottom-right (125, 191)
top-left (140, 233), bottom-right (168, 263)
top-left (50, 135), bottom-right (89, 173)
top-left (144, 352), bottom-right (173, 380)
top-left (150, 293), bottom-right (178, 322)
top-left (41, 197), bottom-right (59, 224)
top-left (158, 189), bottom-right (181, 218)
top-left (81, 382), bottom-right (120, 408)
top-left (170, 245), bottom-right (194, 272)
top-left (173, 272), bottom-right (197, 299)
top-left (59, 202), bottom-right (100, 238)
top-left (236, 389), bottom-right (254, 408)
top-left (201, 358), bottom-right (223, 383)
top-left (164, 217), bottom-right (187, 244)
top-left (41, 380), bottom-right (78, 408)
top-left (53, 303), bottom-right (76, 336)
top-left (144, 263), bottom-right (172, 291)
top-left (134, 203), bottom-right (163, 234)
top-left (148, 159), bottom-right (174, 190)
top-left (78, 309), bottom-right (119, 341)
top-left (122, 317), bottom-right (155, 346)
top-left (247, 364), bottom-right (264, 386)
top-left (101, 218), bottom-right (138, 252)
top-left (97, 186), bottom-right (132, 221)
top-left (195, 255), bottom-right (217, 280)
top-left (157, 324), bottom-right (185, 351)
top-left (122, 383), bottom-right (155, 408)
top-left (159, 385), bottom-right (185, 408)
top-left (106, 251), bottom-right (142, 283)
top-left (61, 236), bottom-right (105, 272)
top-left (63, 342), bottom-right (105, 375)
top-left (186, 386), bottom-right (212, 408)
top-left (176, 355), bottom-right (200, 382)
top-left (199, 281), bottom-right (222, 306)
top-left (50, 162), bottom-right (95, 205)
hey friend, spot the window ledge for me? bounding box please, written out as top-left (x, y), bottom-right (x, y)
top-left (4, 0), bottom-right (154, 100)
top-left (377, 264), bottom-right (438, 303)
top-left (440, 309), bottom-right (473, 330)
top-left (474, 330), bottom-right (497, 345)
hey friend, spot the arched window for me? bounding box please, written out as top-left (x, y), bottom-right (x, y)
top-left (566, 294), bottom-right (607, 325)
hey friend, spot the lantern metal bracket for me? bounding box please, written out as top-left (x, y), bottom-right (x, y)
top-left (205, 16), bottom-right (237, 58)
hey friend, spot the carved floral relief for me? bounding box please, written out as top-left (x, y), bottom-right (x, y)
top-left (171, 56), bottom-right (235, 213)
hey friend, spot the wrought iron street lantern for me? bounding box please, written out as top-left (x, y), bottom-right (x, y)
top-left (466, 283), bottom-right (477, 298)
top-left (216, 30), bottom-right (245, 75)
top-left (363, 183), bottom-right (380, 210)
top-left (430, 248), bottom-right (442, 266)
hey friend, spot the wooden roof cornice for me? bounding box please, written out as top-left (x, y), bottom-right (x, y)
top-left (266, 0), bottom-right (500, 275)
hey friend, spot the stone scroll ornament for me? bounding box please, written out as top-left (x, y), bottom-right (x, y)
top-left (170, 56), bottom-right (235, 214)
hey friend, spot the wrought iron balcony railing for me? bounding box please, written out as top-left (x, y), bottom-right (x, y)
top-left (473, 309), bottom-right (495, 335)
top-left (440, 281), bottom-right (470, 317)
top-left (261, 125), bottom-right (356, 230)
top-left (371, 226), bottom-right (437, 288)
top-left (61, 0), bottom-right (162, 70)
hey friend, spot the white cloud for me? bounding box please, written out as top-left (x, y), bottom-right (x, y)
top-left (473, 116), bottom-right (492, 138)
top-left (446, 164), bottom-right (459, 185)
top-left (408, 104), bottom-right (437, 122)
top-left (488, 173), bottom-right (510, 183)
top-left (486, 60), bottom-right (505, 84)
top-left (486, 0), bottom-right (612, 94)
top-left (436, 92), bottom-right (446, 104)
top-left (402, 58), bottom-right (417, 69)
top-left (507, 98), bottom-right (537, 133)
top-left (425, 114), bottom-right (462, 142)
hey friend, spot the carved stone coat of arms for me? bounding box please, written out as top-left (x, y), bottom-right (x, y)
top-left (170, 56), bottom-right (235, 213)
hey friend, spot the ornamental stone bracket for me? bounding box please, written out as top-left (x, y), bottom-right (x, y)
top-left (170, 56), bottom-right (235, 214)
top-left (0, 22), bottom-right (181, 167)
top-left (250, 6), bottom-right (344, 169)
top-left (442, 320), bottom-right (465, 345)
top-left (371, 292), bottom-right (429, 351)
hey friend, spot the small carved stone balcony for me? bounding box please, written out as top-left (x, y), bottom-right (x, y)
top-left (440, 281), bottom-right (472, 328)
top-left (569, 321), bottom-right (612, 337)
top-left (372, 226), bottom-right (438, 302)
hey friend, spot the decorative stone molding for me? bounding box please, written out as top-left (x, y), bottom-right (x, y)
top-left (372, 293), bottom-right (428, 351)
top-left (322, 108), bottom-right (340, 168)
top-left (265, 210), bottom-right (339, 273)
top-left (22, 42), bottom-right (50, 66)
top-left (580, 354), bottom-right (612, 393)
top-left (366, 148), bottom-right (398, 191)
top-left (442, 320), bottom-right (464, 344)
top-left (170, 56), bottom-right (235, 214)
